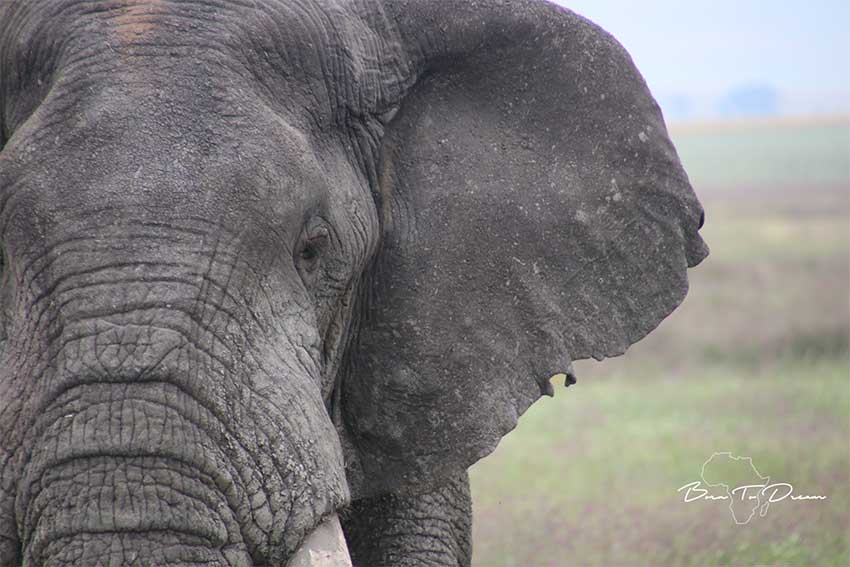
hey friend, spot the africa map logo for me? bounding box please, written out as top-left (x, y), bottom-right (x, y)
top-left (678, 452), bottom-right (827, 524)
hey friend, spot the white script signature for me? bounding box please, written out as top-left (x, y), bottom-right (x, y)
top-left (678, 481), bottom-right (827, 503)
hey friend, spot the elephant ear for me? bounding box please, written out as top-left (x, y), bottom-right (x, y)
top-left (340, 0), bottom-right (708, 497)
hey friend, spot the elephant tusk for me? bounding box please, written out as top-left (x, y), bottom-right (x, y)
top-left (286, 515), bottom-right (353, 567)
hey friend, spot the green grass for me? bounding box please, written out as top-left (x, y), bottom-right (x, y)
top-left (471, 358), bottom-right (848, 567)
top-left (470, 117), bottom-right (850, 566)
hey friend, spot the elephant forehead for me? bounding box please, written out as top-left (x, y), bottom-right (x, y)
top-left (1, 0), bottom-right (372, 102)
top-left (5, 0), bottom-right (347, 42)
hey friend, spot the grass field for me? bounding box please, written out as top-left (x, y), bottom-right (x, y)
top-left (470, 116), bottom-right (850, 566)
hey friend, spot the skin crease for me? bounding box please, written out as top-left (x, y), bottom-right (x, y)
top-left (0, 1), bottom-right (708, 566)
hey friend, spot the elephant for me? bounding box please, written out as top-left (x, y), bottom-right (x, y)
top-left (0, 0), bottom-right (708, 565)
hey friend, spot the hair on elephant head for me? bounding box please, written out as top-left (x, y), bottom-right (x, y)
top-left (0, 1), bottom-right (708, 565)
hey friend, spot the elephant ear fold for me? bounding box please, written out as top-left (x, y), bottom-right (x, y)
top-left (341, 2), bottom-right (708, 497)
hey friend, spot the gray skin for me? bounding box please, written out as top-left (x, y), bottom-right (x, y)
top-left (0, 0), bottom-right (708, 565)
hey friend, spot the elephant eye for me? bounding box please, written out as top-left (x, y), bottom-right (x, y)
top-left (296, 225), bottom-right (330, 277)
top-left (299, 240), bottom-right (322, 265)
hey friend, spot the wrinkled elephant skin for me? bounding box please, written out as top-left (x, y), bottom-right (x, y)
top-left (0, 1), bottom-right (707, 565)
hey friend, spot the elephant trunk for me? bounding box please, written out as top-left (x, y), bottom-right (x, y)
top-left (1, 236), bottom-right (350, 565)
top-left (8, 246), bottom-right (266, 562)
top-left (17, 379), bottom-right (353, 566)
top-left (18, 381), bottom-right (255, 565)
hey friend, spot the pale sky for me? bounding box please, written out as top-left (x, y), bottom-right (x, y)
top-left (550, 1), bottom-right (850, 116)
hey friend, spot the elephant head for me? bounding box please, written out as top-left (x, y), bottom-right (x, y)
top-left (0, 1), bottom-right (707, 565)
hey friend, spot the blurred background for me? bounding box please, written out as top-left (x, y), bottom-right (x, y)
top-left (470, 1), bottom-right (849, 565)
